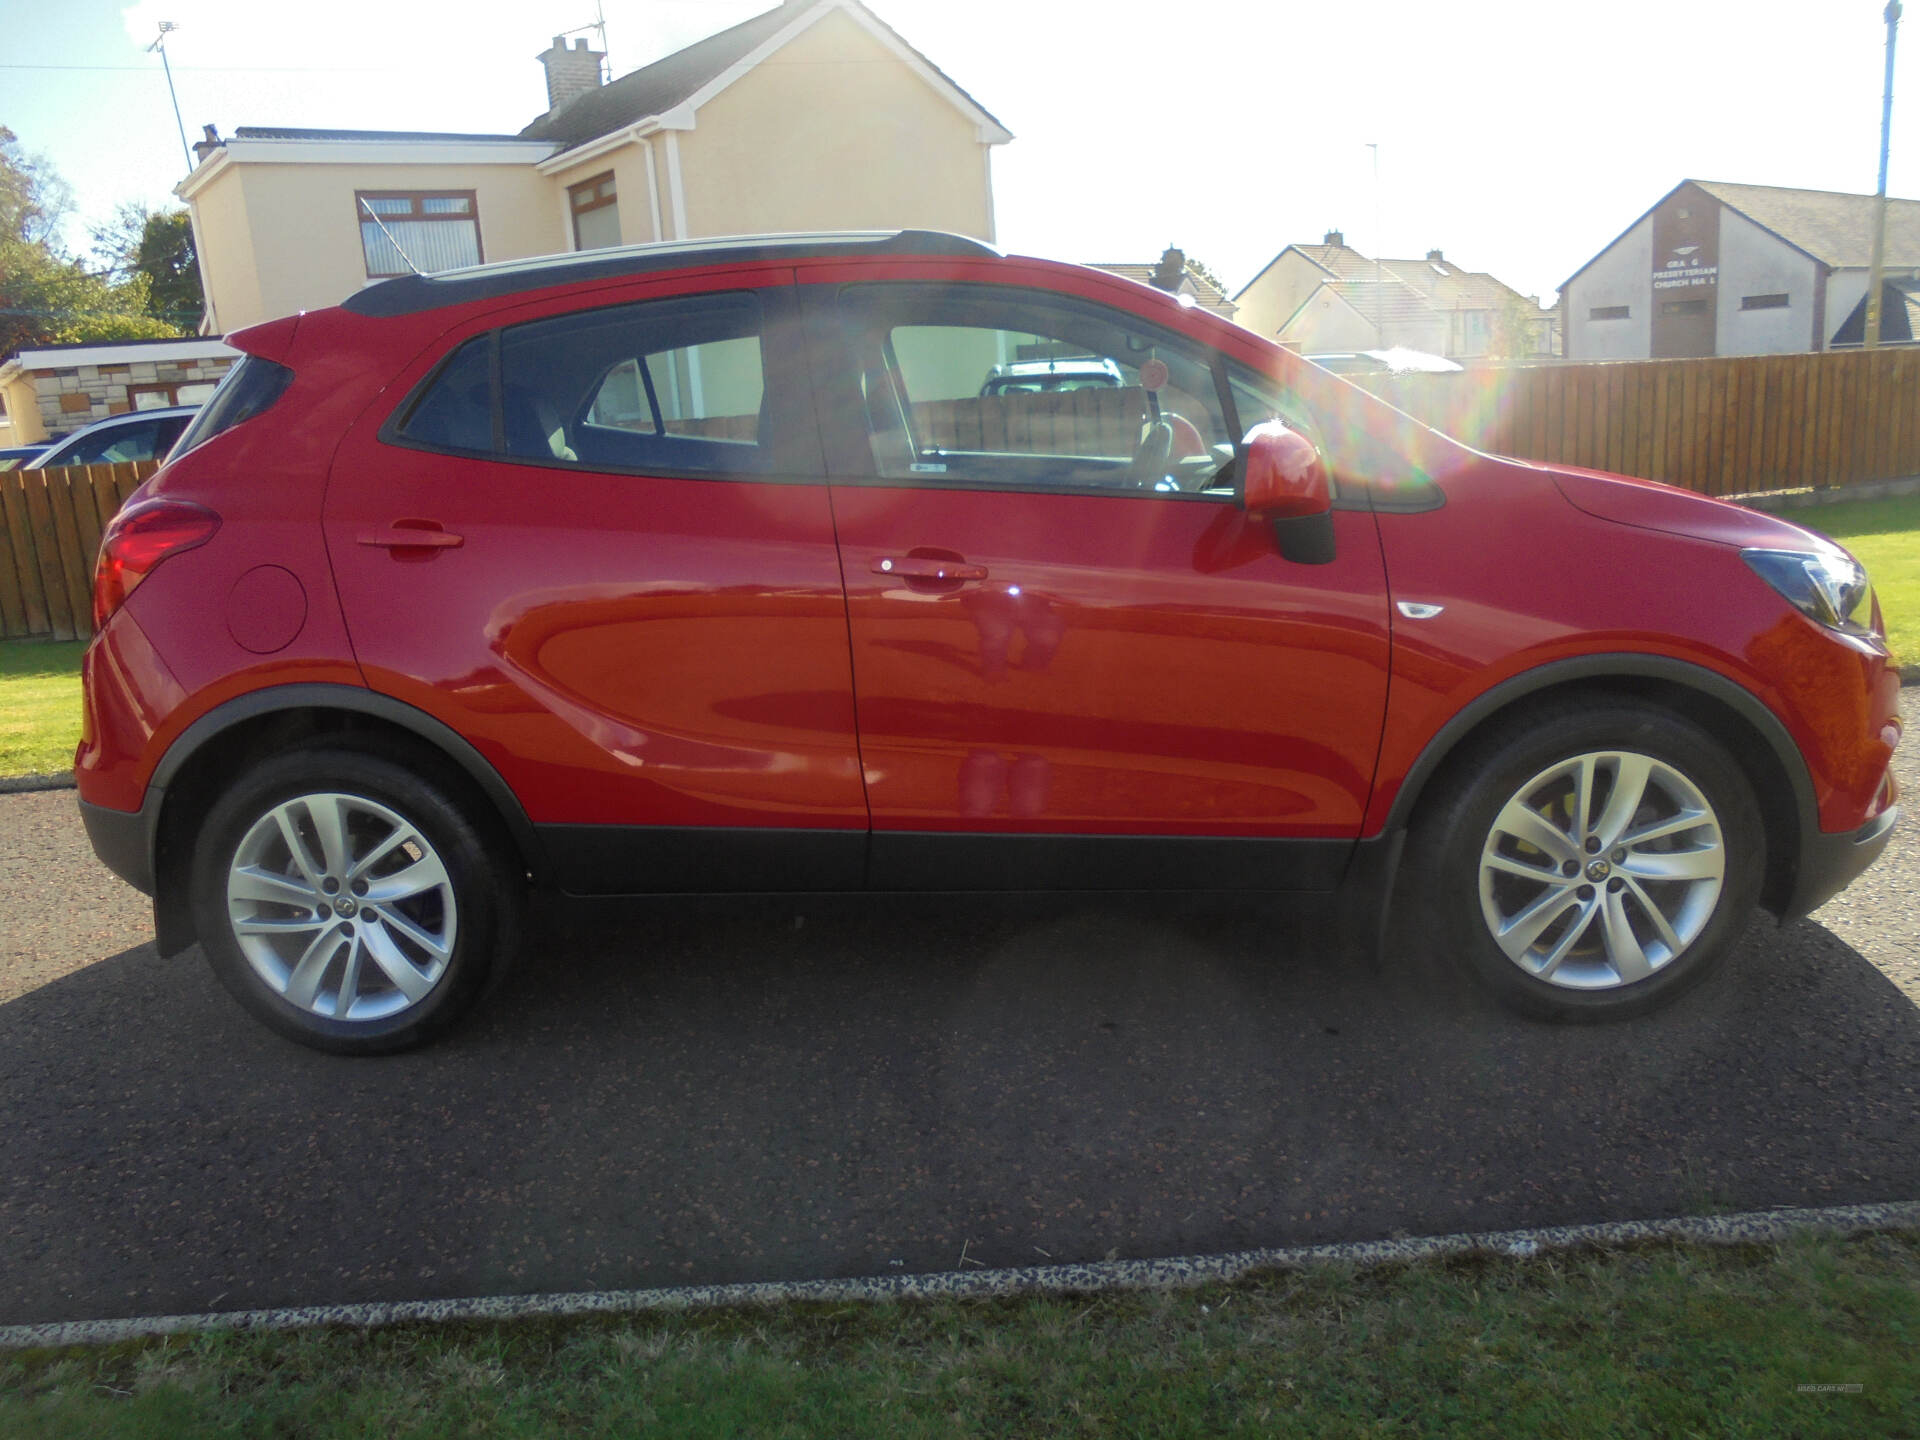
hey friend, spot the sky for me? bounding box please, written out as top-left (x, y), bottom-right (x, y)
top-left (3, 0), bottom-right (1919, 305)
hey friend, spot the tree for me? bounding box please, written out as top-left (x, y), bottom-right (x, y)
top-left (92, 202), bottom-right (204, 331)
top-left (0, 127), bottom-right (181, 356)
top-left (1490, 295), bottom-right (1546, 360)
top-left (0, 125), bottom-right (71, 250)
top-left (1182, 254), bottom-right (1227, 294)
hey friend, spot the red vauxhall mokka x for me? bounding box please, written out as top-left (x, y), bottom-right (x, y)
top-left (75, 231), bottom-right (1902, 1053)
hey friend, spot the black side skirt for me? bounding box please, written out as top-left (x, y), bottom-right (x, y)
top-left (536, 825), bottom-right (1360, 896)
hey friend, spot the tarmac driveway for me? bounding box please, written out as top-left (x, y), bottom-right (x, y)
top-left (2, 740), bottom-right (1915, 1327)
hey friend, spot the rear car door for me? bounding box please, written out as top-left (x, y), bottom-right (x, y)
top-left (805, 271), bottom-right (1393, 889)
top-left (325, 271), bottom-right (868, 892)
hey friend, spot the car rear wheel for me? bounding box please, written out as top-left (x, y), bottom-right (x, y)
top-left (1413, 701), bottom-right (1764, 1020)
top-left (190, 746), bottom-right (522, 1054)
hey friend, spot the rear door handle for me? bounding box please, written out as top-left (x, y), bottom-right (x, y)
top-left (871, 556), bottom-right (987, 582)
top-left (358, 524), bottom-right (464, 550)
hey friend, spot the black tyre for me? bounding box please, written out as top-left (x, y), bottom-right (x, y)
top-left (189, 745), bottom-right (523, 1054)
top-left (1409, 700), bottom-right (1764, 1021)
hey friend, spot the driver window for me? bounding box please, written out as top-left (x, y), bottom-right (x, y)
top-left (839, 287), bottom-right (1235, 496)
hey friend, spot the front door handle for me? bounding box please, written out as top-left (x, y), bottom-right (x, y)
top-left (358, 522), bottom-right (464, 550)
top-left (871, 556), bottom-right (988, 582)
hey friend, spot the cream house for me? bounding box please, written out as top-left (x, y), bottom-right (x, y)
top-left (177, 0), bottom-right (1011, 332)
top-left (1234, 231), bottom-right (1557, 360)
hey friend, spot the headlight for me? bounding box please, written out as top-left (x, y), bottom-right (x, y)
top-left (1741, 546), bottom-right (1873, 631)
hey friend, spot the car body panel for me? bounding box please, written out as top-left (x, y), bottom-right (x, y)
top-left (828, 484), bottom-right (1391, 839)
top-left (1361, 455), bottom-right (1901, 837)
top-left (320, 268), bottom-right (869, 844)
top-left (69, 235), bottom-right (1898, 941)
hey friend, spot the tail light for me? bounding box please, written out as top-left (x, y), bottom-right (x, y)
top-left (93, 498), bottom-right (221, 629)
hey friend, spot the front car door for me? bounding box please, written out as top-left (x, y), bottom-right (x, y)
top-left (803, 268), bottom-right (1394, 889)
top-left (326, 270), bottom-right (868, 892)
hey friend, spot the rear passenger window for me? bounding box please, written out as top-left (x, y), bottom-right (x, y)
top-left (398, 336), bottom-right (493, 454)
top-left (500, 293), bottom-right (769, 472)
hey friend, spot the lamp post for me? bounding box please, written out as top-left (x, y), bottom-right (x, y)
top-left (1865, 1), bottom-right (1901, 349)
top-left (1368, 142), bottom-right (1384, 347)
top-left (148, 21), bottom-right (193, 175)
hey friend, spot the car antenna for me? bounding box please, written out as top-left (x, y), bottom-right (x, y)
top-left (357, 197), bottom-right (422, 276)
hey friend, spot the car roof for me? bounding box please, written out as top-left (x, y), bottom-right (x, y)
top-left (341, 229), bottom-right (1001, 320)
top-left (58, 406), bottom-right (199, 431)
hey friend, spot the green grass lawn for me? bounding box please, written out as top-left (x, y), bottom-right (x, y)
top-left (3, 1232), bottom-right (1916, 1437)
top-left (0, 640), bottom-right (85, 779)
top-left (1792, 491), bottom-right (1919, 666)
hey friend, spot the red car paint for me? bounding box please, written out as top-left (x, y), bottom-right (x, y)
top-left (76, 237), bottom-right (1900, 915)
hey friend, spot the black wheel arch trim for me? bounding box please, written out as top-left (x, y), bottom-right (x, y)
top-left (1380, 652), bottom-right (1819, 845)
top-left (150, 683), bottom-right (548, 882)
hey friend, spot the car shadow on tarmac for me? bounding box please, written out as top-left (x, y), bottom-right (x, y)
top-left (3, 892), bottom-right (1917, 1325)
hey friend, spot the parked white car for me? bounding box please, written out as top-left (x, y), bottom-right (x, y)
top-left (30, 406), bottom-right (199, 470)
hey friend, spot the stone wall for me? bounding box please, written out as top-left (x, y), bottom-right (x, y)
top-left (34, 354), bottom-right (236, 438)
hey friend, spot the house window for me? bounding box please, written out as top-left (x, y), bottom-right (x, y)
top-left (1661, 299), bottom-right (1708, 316)
top-left (130, 380), bottom-right (221, 410)
top-left (569, 173), bottom-right (621, 251)
top-left (356, 191), bottom-right (482, 278)
top-left (1589, 305), bottom-right (1631, 321)
top-left (1741, 293), bottom-right (1790, 310)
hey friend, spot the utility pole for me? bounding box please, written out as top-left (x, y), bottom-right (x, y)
top-left (148, 21), bottom-right (192, 175)
top-left (1368, 142), bottom-right (1384, 347)
top-left (1865, 1), bottom-right (1901, 349)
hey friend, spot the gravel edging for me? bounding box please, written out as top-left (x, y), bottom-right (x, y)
top-left (3, 1199), bottom-right (1917, 1352)
top-left (1733, 474), bottom-right (1920, 509)
top-left (0, 771), bottom-right (73, 795)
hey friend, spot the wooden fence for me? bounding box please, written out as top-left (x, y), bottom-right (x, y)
top-left (0, 462), bottom-right (159, 641)
top-left (913, 388), bottom-right (1150, 457)
top-left (1353, 348), bottom-right (1920, 496)
top-left (2, 350), bottom-right (1913, 639)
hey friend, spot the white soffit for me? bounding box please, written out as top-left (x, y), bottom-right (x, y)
top-left (9, 339), bottom-right (239, 371)
top-left (177, 137), bottom-right (559, 199)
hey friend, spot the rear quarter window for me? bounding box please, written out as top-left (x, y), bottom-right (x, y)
top-left (176, 356), bottom-right (294, 454)
top-left (395, 336), bottom-right (494, 454)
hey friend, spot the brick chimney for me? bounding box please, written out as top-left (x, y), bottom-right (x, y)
top-left (192, 123), bottom-right (222, 164)
top-left (1149, 246), bottom-right (1187, 292)
top-left (1323, 229), bottom-right (1344, 247)
top-left (1426, 248), bottom-right (1445, 263)
top-left (538, 36), bottom-right (604, 115)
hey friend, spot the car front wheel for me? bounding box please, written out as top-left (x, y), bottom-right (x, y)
top-left (1414, 702), bottom-right (1764, 1020)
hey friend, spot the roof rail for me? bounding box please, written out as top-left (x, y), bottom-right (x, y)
top-left (342, 230), bottom-right (1000, 318)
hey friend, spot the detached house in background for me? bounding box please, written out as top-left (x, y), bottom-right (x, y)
top-left (1232, 232), bottom-right (1558, 361)
top-left (1089, 248), bottom-right (1239, 320)
top-left (1562, 179), bottom-right (1920, 359)
top-left (176, 0), bottom-right (1010, 331)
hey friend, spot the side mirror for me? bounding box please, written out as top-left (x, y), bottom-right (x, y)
top-left (1241, 423), bottom-right (1335, 564)
top-left (1242, 423), bottom-right (1330, 518)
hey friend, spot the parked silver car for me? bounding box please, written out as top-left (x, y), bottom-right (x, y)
top-left (30, 406), bottom-right (199, 470)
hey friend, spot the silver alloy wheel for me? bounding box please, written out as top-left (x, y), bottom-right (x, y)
top-left (225, 792), bottom-right (457, 1022)
top-left (1477, 750), bottom-right (1725, 991)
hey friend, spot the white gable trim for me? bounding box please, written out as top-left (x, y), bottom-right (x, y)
top-left (678, 0), bottom-right (1012, 145)
top-left (535, 119), bottom-right (659, 176)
